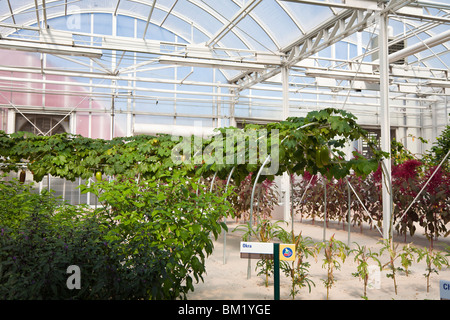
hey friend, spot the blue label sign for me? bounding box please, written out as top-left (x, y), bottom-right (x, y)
top-left (440, 280), bottom-right (450, 300)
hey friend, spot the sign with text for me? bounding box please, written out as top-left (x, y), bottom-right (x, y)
top-left (240, 242), bottom-right (273, 259)
top-left (440, 280), bottom-right (450, 300)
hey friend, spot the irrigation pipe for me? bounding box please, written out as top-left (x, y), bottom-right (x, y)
top-left (394, 149), bottom-right (450, 229)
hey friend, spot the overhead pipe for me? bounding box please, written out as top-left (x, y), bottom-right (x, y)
top-left (388, 29), bottom-right (450, 64)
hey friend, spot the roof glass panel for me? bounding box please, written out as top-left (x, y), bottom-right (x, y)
top-left (281, 1), bottom-right (334, 33)
top-left (251, 0), bottom-right (304, 49)
top-left (201, 0), bottom-right (241, 21)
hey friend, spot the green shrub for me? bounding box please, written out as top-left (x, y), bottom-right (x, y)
top-left (0, 175), bottom-right (234, 300)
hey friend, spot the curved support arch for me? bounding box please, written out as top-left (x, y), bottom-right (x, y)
top-left (0, 0), bottom-right (258, 53)
top-left (246, 154), bottom-right (271, 279)
top-left (223, 165), bottom-right (236, 265)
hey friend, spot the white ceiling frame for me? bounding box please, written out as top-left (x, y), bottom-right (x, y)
top-left (0, 0), bottom-right (447, 113)
top-left (230, 0), bottom-right (283, 51)
top-left (0, 8), bottom-right (284, 74)
top-left (331, 12), bottom-right (450, 73)
top-left (0, 75), bottom-right (236, 99)
top-left (0, 64), bottom-right (238, 89)
top-left (206, 0), bottom-right (262, 47)
top-left (232, 0), bottom-right (427, 91)
top-left (232, 7), bottom-right (377, 90)
top-left (186, 0), bottom-right (258, 51)
top-left (6, 0), bottom-right (16, 24)
top-left (0, 1), bottom-right (216, 51)
top-left (275, 0), bottom-right (306, 34)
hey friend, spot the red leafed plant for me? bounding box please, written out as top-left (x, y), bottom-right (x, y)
top-left (416, 165), bottom-right (450, 247)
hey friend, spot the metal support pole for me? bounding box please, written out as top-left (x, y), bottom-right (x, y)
top-left (347, 180), bottom-right (351, 246)
top-left (209, 171), bottom-right (217, 193)
top-left (379, 11), bottom-right (393, 240)
top-left (223, 166), bottom-right (236, 265)
top-left (248, 155), bottom-right (272, 279)
top-left (274, 243), bottom-right (280, 300)
top-left (323, 177), bottom-right (327, 242)
top-left (282, 66), bottom-right (291, 224)
top-left (291, 174), bottom-right (295, 236)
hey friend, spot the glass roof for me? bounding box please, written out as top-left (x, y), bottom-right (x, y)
top-left (0, 1), bottom-right (448, 64)
top-left (0, 0), bottom-right (448, 138)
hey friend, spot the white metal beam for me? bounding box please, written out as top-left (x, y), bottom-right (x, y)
top-left (206, 0), bottom-right (262, 47)
top-left (379, 10), bottom-right (392, 241)
top-left (233, 0), bottom-right (417, 91)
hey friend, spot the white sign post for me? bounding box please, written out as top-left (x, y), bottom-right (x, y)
top-left (239, 242), bottom-right (273, 259)
top-left (240, 241), bottom-right (295, 300)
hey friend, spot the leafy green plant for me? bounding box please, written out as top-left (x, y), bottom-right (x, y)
top-left (379, 238), bottom-right (408, 296)
top-left (399, 244), bottom-right (415, 277)
top-left (412, 246), bottom-right (449, 293)
top-left (279, 230), bottom-right (317, 299)
top-left (317, 234), bottom-right (349, 300)
top-left (350, 242), bottom-right (381, 299)
top-left (0, 172), bottom-right (234, 300)
top-left (0, 179), bottom-right (175, 299)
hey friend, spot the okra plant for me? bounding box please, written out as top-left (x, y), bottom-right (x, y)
top-left (412, 246), bottom-right (449, 293)
top-left (399, 244), bottom-right (415, 277)
top-left (379, 239), bottom-right (399, 295)
top-left (350, 242), bottom-right (381, 299)
top-left (279, 230), bottom-right (317, 299)
top-left (318, 234), bottom-right (349, 300)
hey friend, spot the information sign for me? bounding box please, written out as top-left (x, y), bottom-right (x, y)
top-left (240, 242), bottom-right (273, 259)
top-left (440, 280), bottom-right (450, 300)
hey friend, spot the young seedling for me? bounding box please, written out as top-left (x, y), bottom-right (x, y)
top-left (350, 242), bottom-right (381, 299)
top-left (379, 238), bottom-right (401, 295)
top-left (318, 234), bottom-right (349, 300)
top-left (279, 230), bottom-right (317, 299)
top-left (399, 243), bottom-right (415, 277)
top-left (412, 246), bottom-right (449, 293)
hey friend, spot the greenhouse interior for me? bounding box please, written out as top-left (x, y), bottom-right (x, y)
top-left (0, 0), bottom-right (449, 301)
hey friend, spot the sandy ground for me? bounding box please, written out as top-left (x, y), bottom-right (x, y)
top-left (187, 217), bottom-right (450, 300)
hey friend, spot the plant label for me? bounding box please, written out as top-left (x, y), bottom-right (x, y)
top-left (240, 242), bottom-right (273, 259)
top-left (367, 265), bottom-right (381, 290)
top-left (279, 244), bottom-right (296, 261)
top-left (440, 280), bottom-right (450, 300)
